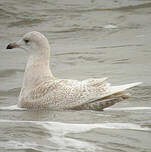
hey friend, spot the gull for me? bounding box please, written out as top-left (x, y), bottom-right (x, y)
top-left (6, 31), bottom-right (141, 110)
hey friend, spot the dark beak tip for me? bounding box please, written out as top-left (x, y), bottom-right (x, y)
top-left (6, 44), bottom-right (12, 49)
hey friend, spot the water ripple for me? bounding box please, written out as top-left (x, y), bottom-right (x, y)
top-left (106, 107), bottom-right (151, 111)
top-left (0, 119), bottom-right (150, 132)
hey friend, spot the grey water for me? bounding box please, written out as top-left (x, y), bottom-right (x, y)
top-left (0, 0), bottom-right (151, 151)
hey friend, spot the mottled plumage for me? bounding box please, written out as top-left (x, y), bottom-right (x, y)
top-left (7, 31), bottom-right (141, 110)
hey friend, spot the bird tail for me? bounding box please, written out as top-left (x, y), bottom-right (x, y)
top-left (72, 82), bottom-right (142, 111)
top-left (95, 82), bottom-right (142, 110)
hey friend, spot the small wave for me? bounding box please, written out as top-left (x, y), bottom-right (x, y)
top-left (0, 120), bottom-right (150, 133)
top-left (49, 136), bottom-right (101, 152)
top-left (0, 105), bottom-right (26, 111)
top-left (0, 136), bottom-right (101, 152)
top-left (1, 105), bottom-right (150, 112)
top-left (0, 140), bottom-right (57, 152)
top-left (0, 120), bottom-right (149, 151)
top-left (41, 122), bottom-right (150, 136)
top-left (105, 107), bottom-right (151, 111)
top-left (103, 24), bottom-right (117, 29)
top-left (54, 51), bottom-right (100, 56)
top-left (77, 2), bottom-right (151, 13)
top-left (95, 44), bottom-right (143, 49)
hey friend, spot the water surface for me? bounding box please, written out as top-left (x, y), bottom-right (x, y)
top-left (0, 0), bottom-right (151, 151)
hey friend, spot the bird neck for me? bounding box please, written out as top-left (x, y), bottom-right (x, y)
top-left (22, 53), bottom-right (53, 91)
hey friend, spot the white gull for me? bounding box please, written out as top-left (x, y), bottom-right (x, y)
top-left (6, 31), bottom-right (141, 110)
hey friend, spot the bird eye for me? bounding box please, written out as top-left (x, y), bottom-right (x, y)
top-left (24, 39), bottom-right (29, 43)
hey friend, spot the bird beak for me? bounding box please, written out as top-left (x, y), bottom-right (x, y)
top-left (6, 42), bottom-right (20, 49)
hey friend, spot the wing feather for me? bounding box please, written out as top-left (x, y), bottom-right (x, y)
top-left (20, 78), bottom-right (141, 110)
